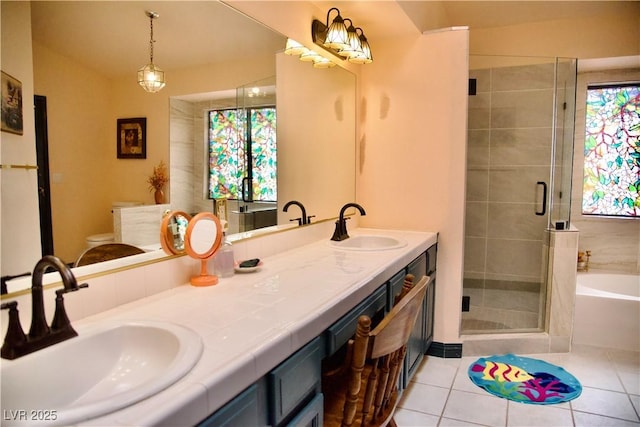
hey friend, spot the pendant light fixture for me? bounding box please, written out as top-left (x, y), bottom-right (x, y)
top-left (137, 10), bottom-right (166, 93)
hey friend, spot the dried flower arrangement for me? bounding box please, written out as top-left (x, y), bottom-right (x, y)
top-left (147, 160), bottom-right (168, 191)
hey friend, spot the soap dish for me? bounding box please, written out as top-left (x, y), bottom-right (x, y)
top-left (234, 261), bottom-right (263, 273)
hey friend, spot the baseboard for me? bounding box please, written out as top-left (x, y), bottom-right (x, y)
top-left (427, 341), bottom-right (463, 358)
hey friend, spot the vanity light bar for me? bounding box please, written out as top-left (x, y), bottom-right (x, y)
top-left (311, 7), bottom-right (373, 64)
top-left (284, 38), bottom-right (336, 69)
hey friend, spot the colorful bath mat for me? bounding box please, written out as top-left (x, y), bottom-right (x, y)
top-left (468, 353), bottom-right (582, 405)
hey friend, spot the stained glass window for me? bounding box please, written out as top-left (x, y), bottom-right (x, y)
top-left (208, 107), bottom-right (276, 201)
top-left (582, 83), bottom-right (640, 217)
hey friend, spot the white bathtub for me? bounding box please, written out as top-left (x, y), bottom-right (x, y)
top-left (573, 272), bottom-right (640, 352)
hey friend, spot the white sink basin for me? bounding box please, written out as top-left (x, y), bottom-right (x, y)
top-left (329, 235), bottom-right (407, 251)
top-left (1, 320), bottom-right (203, 426)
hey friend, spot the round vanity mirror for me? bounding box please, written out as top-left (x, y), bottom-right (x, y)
top-left (184, 212), bottom-right (223, 286)
top-left (160, 211), bottom-right (192, 255)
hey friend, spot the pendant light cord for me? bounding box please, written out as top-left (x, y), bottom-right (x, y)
top-left (148, 14), bottom-right (155, 64)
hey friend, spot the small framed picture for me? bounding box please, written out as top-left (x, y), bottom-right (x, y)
top-left (117, 117), bottom-right (146, 159)
top-left (1, 71), bottom-right (23, 135)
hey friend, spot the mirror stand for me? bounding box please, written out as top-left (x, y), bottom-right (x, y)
top-left (183, 212), bottom-right (223, 287)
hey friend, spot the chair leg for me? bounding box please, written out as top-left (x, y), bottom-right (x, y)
top-left (388, 417), bottom-right (398, 427)
top-left (342, 316), bottom-right (371, 427)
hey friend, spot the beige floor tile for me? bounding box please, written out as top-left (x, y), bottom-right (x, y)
top-left (398, 382), bottom-right (450, 417)
top-left (571, 387), bottom-right (639, 422)
top-left (507, 402), bottom-right (573, 426)
top-left (443, 389), bottom-right (508, 426)
top-left (394, 408), bottom-right (440, 426)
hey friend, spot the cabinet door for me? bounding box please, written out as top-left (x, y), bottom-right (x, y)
top-left (387, 270), bottom-right (406, 311)
top-left (426, 243), bottom-right (437, 276)
top-left (424, 244), bottom-right (437, 351)
top-left (424, 275), bottom-right (436, 349)
top-left (198, 383), bottom-right (266, 427)
top-left (405, 253), bottom-right (428, 384)
top-left (269, 337), bottom-right (323, 427)
top-left (285, 393), bottom-right (323, 427)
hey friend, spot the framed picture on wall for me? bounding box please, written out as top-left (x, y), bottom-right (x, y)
top-left (117, 117), bottom-right (146, 159)
top-left (1, 71), bottom-right (23, 135)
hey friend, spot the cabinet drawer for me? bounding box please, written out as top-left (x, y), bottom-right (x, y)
top-left (269, 337), bottom-right (322, 427)
top-left (325, 285), bottom-right (387, 355)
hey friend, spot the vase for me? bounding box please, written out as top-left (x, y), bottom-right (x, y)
top-left (154, 189), bottom-right (165, 204)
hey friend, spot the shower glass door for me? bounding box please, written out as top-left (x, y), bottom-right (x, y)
top-left (462, 55), bottom-right (576, 334)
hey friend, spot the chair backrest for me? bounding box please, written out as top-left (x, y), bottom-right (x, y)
top-left (341, 274), bottom-right (428, 426)
top-left (74, 243), bottom-right (145, 267)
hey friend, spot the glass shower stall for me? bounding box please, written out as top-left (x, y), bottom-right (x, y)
top-left (462, 55), bottom-right (577, 334)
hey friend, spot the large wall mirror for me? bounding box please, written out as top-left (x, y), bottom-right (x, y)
top-left (1, 1), bottom-right (356, 295)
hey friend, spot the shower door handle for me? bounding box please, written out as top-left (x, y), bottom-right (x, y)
top-left (536, 181), bottom-right (547, 216)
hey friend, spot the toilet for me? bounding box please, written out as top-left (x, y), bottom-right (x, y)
top-left (86, 232), bottom-right (115, 248)
top-left (85, 201), bottom-right (143, 248)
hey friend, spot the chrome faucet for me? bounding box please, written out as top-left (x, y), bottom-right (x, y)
top-left (331, 202), bottom-right (366, 241)
top-left (283, 200), bottom-right (315, 226)
top-left (1, 255), bottom-right (88, 359)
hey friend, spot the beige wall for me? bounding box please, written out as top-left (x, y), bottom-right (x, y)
top-left (1, 1), bottom-right (41, 276)
top-left (470, 13), bottom-right (640, 59)
top-left (276, 53), bottom-right (356, 224)
top-left (357, 29), bottom-right (469, 344)
top-left (31, 38), bottom-right (275, 263)
top-left (32, 42), bottom-right (113, 263)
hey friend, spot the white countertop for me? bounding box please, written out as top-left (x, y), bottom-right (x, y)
top-left (76, 228), bottom-right (437, 426)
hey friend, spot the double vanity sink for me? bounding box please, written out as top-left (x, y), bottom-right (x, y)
top-left (1, 321), bottom-right (202, 425)
top-left (1, 228), bottom-right (435, 426)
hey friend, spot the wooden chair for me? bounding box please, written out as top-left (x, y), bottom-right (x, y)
top-left (74, 243), bottom-right (145, 267)
top-left (323, 275), bottom-right (428, 427)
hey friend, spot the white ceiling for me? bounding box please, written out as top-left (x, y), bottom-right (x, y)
top-left (30, 1), bottom-right (638, 79)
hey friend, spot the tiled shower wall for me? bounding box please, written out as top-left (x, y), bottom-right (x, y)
top-left (464, 62), bottom-right (556, 331)
top-left (170, 97), bottom-right (244, 233)
top-left (465, 63), bottom-right (554, 284)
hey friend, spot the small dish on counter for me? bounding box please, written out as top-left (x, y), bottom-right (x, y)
top-left (234, 259), bottom-right (262, 273)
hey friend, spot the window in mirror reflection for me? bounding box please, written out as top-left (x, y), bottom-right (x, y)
top-left (208, 107), bottom-right (277, 202)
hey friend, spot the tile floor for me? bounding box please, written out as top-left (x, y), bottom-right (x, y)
top-left (396, 344), bottom-right (640, 426)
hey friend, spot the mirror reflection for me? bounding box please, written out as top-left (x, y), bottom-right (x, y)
top-left (2, 1), bottom-right (356, 296)
top-left (160, 211), bottom-right (191, 255)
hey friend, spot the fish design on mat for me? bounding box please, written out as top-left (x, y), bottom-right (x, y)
top-left (471, 361), bottom-right (534, 382)
top-left (468, 354), bottom-right (582, 405)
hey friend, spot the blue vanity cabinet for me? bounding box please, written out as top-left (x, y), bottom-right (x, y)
top-left (324, 285), bottom-right (387, 356)
top-left (199, 338), bottom-right (323, 427)
top-left (387, 270), bottom-right (407, 310)
top-left (424, 244), bottom-right (437, 349)
top-left (197, 381), bottom-right (268, 427)
top-left (405, 252), bottom-right (428, 382)
top-left (197, 242), bottom-right (438, 427)
top-left (268, 336), bottom-right (324, 427)
top-left (285, 393), bottom-right (323, 427)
